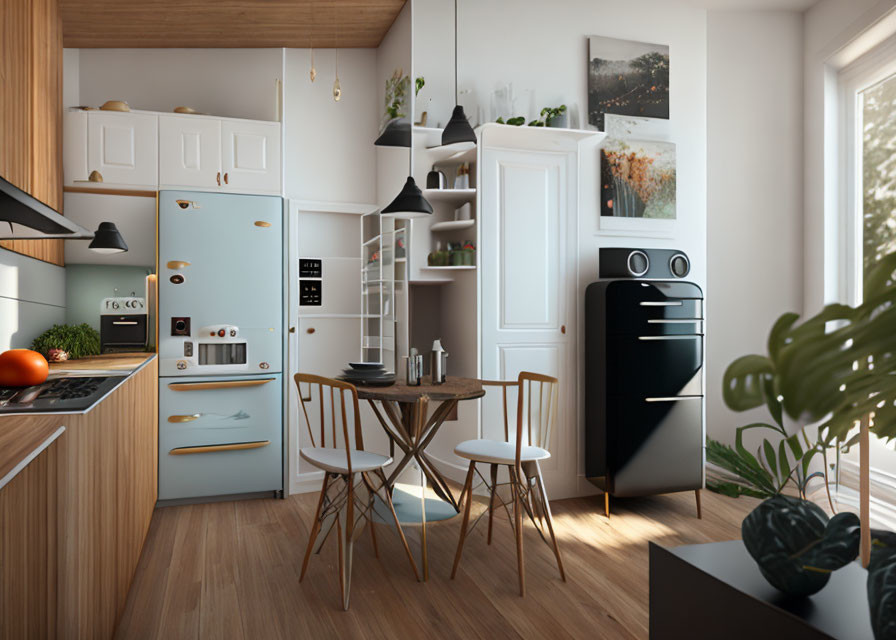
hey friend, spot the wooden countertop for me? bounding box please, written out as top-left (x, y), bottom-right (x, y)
top-left (49, 352), bottom-right (155, 373)
top-left (0, 352), bottom-right (155, 491)
top-left (0, 416), bottom-right (65, 490)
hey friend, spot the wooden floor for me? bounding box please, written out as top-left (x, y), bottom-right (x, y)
top-left (115, 488), bottom-right (759, 640)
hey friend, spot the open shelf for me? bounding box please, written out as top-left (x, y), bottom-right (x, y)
top-left (425, 142), bottom-right (477, 164)
top-left (423, 188), bottom-right (476, 205)
top-left (430, 219), bottom-right (475, 232)
top-left (422, 265), bottom-right (476, 271)
top-left (409, 278), bottom-right (453, 286)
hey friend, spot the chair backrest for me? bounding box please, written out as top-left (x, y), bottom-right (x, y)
top-left (482, 371), bottom-right (559, 465)
top-left (294, 373), bottom-right (364, 473)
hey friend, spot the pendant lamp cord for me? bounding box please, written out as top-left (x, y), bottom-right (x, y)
top-left (454, 0), bottom-right (458, 103)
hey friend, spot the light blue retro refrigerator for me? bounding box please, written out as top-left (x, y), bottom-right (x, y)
top-left (157, 190), bottom-right (283, 501)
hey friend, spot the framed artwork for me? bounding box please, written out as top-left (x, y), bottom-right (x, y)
top-left (588, 36), bottom-right (670, 131)
top-left (600, 138), bottom-right (676, 220)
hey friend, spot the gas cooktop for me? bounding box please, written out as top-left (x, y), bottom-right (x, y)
top-left (0, 375), bottom-right (126, 414)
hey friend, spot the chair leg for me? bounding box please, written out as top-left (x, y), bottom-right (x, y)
top-left (360, 472), bottom-right (379, 558)
top-left (376, 468), bottom-right (421, 582)
top-left (511, 465), bottom-right (525, 597)
top-left (533, 461), bottom-right (565, 582)
top-left (340, 473), bottom-right (355, 611)
top-left (300, 471), bottom-right (331, 582)
top-left (450, 460), bottom-right (477, 579)
top-left (604, 492), bottom-right (610, 519)
top-left (487, 463), bottom-right (498, 545)
top-left (695, 489), bottom-right (702, 520)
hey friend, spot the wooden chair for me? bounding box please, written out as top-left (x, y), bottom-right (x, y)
top-left (295, 373), bottom-right (419, 610)
top-left (450, 371), bottom-right (565, 596)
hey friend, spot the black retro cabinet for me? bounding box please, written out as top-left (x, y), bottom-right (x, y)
top-left (585, 279), bottom-right (704, 510)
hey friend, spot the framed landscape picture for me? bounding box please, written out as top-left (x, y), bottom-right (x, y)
top-left (588, 36), bottom-right (670, 131)
top-left (600, 138), bottom-right (676, 220)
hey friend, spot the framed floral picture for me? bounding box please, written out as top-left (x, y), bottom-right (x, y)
top-left (600, 138), bottom-right (676, 220)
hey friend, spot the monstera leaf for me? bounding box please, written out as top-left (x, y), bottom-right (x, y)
top-left (724, 250), bottom-right (896, 446)
top-left (869, 530), bottom-right (896, 640)
top-left (742, 495), bottom-right (860, 597)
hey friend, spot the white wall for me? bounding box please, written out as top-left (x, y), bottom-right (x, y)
top-left (705, 10), bottom-right (804, 443)
top-left (74, 48), bottom-right (282, 121)
top-left (412, 0), bottom-right (455, 129)
top-left (283, 48), bottom-right (378, 204)
top-left (0, 248), bottom-right (66, 351)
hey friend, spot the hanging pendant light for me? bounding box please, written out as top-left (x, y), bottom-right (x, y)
top-left (332, 3), bottom-right (341, 101)
top-left (441, 0), bottom-right (476, 147)
top-left (309, 2), bottom-right (317, 81)
top-left (88, 222), bottom-right (128, 254)
top-left (374, 119), bottom-right (411, 147)
top-left (381, 49), bottom-right (432, 217)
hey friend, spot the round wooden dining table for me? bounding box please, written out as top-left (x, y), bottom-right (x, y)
top-left (357, 376), bottom-right (484, 579)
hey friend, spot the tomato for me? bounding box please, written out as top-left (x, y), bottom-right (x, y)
top-left (0, 349), bottom-right (50, 387)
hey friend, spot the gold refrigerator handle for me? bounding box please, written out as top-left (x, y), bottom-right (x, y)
top-left (169, 441), bottom-right (270, 455)
top-left (167, 378), bottom-right (276, 391)
top-left (168, 414), bottom-right (200, 423)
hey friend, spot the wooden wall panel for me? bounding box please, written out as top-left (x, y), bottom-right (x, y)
top-left (0, 441), bottom-right (58, 640)
top-left (0, 0), bottom-right (65, 266)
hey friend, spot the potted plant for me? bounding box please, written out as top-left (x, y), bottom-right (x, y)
top-left (541, 104), bottom-right (568, 128)
top-left (31, 323), bottom-right (101, 360)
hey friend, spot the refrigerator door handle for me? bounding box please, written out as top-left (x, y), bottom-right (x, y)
top-left (637, 335), bottom-right (701, 341)
top-left (169, 440), bottom-right (271, 455)
top-left (644, 396), bottom-right (703, 403)
top-left (167, 378), bottom-right (276, 391)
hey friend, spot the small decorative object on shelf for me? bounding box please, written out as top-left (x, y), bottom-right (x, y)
top-left (396, 236), bottom-right (406, 259)
top-left (454, 163), bottom-right (470, 189)
top-left (543, 104), bottom-right (568, 128)
top-left (449, 241), bottom-right (475, 266)
top-left (428, 241), bottom-right (450, 267)
top-left (741, 495), bottom-right (860, 598)
top-left (427, 167), bottom-right (447, 189)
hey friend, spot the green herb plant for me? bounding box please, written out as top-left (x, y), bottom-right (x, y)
top-left (32, 323), bottom-right (101, 360)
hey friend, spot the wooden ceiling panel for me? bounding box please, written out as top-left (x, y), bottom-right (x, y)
top-left (59, 0), bottom-right (406, 49)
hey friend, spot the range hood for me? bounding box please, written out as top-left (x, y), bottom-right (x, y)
top-left (0, 175), bottom-right (93, 239)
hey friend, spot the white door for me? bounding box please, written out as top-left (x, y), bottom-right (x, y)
top-left (87, 112), bottom-right (158, 187)
top-left (221, 120), bottom-right (281, 195)
top-left (158, 115), bottom-right (222, 189)
top-left (480, 147), bottom-right (577, 496)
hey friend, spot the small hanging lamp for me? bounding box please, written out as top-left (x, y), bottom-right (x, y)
top-left (332, 4), bottom-right (341, 101)
top-left (88, 222), bottom-right (128, 254)
top-left (441, 0), bottom-right (476, 146)
top-left (309, 2), bottom-right (317, 81)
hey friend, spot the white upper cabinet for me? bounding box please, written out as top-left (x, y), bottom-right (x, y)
top-left (86, 111), bottom-right (158, 187)
top-left (221, 120), bottom-right (281, 195)
top-left (64, 108), bottom-right (281, 196)
top-left (159, 115), bottom-right (222, 189)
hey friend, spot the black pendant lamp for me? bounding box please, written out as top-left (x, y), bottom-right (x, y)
top-left (381, 176), bottom-right (433, 217)
top-left (441, 0), bottom-right (476, 147)
top-left (88, 222), bottom-right (128, 254)
top-left (374, 118), bottom-right (411, 147)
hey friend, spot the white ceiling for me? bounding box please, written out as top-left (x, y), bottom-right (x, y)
top-left (687, 0), bottom-right (818, 10)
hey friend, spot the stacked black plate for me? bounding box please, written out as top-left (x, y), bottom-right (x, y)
top-left (338, 362), bottom-right (395, 387)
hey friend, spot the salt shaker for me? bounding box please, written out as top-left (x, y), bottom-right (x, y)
top-left (430, 339), bottom-right (448, 384)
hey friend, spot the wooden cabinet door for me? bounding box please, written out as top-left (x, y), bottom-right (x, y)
top-left (221, 119), bottom-right (280, 194)
top-left (159, 114), bottom-right (222, 189)
top-left (480, 146), bottom-right (577, 493)
top-left (87, 111), bottom-right (158, 187)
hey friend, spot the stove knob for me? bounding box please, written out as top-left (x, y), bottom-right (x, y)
top-left (218, 329), bottom-right (226, 337)
top-left (230, 329), bottom-right (237, 337)
top-left (259, 362), bottom-right (270, 370)
top-left (176, 360), bottom-right (187, 370)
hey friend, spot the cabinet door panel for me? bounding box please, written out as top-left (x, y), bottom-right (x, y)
top-left (159, 115), bottom-right (221, 189)
top-left (87, 112), bottom-right (158, 186)
top-left (221, 120), bottom-right (280, 194)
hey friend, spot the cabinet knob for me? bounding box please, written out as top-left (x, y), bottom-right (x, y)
top-left (561, 325), bottom-right (566, 334)
top-left (288, 326), bottom-right (296, 333)
top-left (306, 327), bottom-right (316, 334)
top-left (216, 172), bottom-right (221, 186)
top-left (224, 172), bottom-right (229, 185)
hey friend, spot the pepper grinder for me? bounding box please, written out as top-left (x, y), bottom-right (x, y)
top-left (430, 339), bottom-right (448, 384)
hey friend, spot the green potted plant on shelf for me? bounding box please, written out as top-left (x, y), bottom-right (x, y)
top-left (541, 104), bottom-right (568, 128)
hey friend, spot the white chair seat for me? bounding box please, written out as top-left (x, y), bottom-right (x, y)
top-left (454, 439), bottom-right (551, 465)
top-left (300, 447), bottom-right (392, 474)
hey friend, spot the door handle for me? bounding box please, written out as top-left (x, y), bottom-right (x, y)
top-left (224, 172), bottom-right (229, 184)
top-left (289, 326), bottom-right (296, 334)
top-left (169, 440), bottom-right (270, 455)
top-left (216, 172), bottom-right (221, 186)
top-left (168, 378), bottom-right (275, 391)
top-left (561, 325), bottom-right (566, 334)
top-left (306, 327), bottom-right (316, 334)
top-left (168, 414), bottom-right (200, 423)
top-left (166, 260), bottom-right (191, 270)
top-left (637, 335), bottom-right (701, 341)
top-left (112, 321), bottom-right (139, 326)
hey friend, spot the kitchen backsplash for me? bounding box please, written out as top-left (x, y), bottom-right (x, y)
top-left (0, 248), bottom-right (66, 351)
